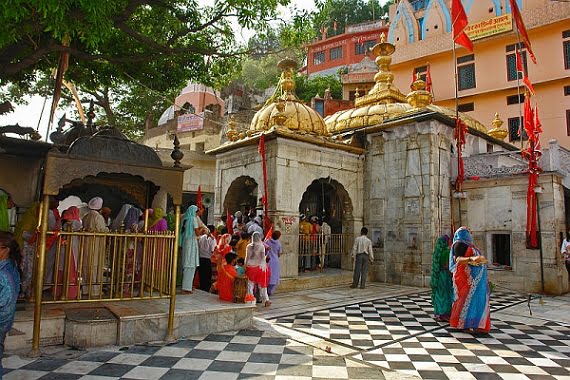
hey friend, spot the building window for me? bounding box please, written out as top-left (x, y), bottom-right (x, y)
top-left (457, 54), bottom-right (476, 90)
top-left (506, 94), bottom-right (525, 105)
top-left (414, 65), bottom-right (427, 82)
top-left (313, 51), bottom-right (325, 65)
top-left (506, 49), bottom-right (527, 81)
top-left (565, 85), bottom-right (570, 96)
top-left (355, 40), bottom-right (376, 55)
top-left (562, 30), bottom-right (570, 70)
top-left (491, 233), bottom-right (512, 267)
top-left (508, 117), bottom-right (528, 142)
top-left (458, 103), bottom-right (474, 112)
top-left (330, 46), bottom-right (343, 61)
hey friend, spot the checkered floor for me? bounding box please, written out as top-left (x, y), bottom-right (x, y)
top-left (354, 320), bottom-right (570, 380)
top-left (272, 291), bottom-right (529, 350)
top-left (2, 330), bottom-right (386, 380)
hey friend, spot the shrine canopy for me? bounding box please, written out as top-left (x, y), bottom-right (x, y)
top-left (42, 127), bottom-right (184, 207)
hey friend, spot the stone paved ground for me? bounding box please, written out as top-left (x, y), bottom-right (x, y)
top-left (3, 283), bottom-right (570, 380)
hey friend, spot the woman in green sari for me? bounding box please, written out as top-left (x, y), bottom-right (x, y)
top-left (430, 236), bottom-right (453, 321)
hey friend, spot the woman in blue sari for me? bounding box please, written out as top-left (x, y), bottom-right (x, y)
top-left (449, 227), bottom-right (491, 333)
top-left (180, 205), bottom-right (203, 294)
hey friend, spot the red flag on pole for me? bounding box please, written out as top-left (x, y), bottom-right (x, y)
top-left (226, 209), bottom-right (234, 235)
top-left (508, 0), bottom-right (536, 64)
top-left (516, 50), bottom-right (534, 95)
top-left (523, 94), bottom-right (534, 141)
top-left (451, 0), bottom-right (473, 52)
top-left (425, 63), bottom-right (433, 93)
top-left (197, 185), bottom-right (203, 210)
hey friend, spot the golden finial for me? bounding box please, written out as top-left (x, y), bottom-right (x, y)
top-left (406, 75), bottom-right (432, 109)
top-left (380, 32), bottom-right (386, 43)
top-left (355, 88), bottom-right (360, 98)
top-left (226, 118), bottom-right (239, 141)
top-left (277, 58), bottom-right (298, 98)
top-left (488, 112), bottom-right (508, 140)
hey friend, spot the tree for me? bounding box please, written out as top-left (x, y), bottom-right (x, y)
top-left (294, 74), bottom-right (342, 103)
top-left (0, 0), bottom-right (290, 134)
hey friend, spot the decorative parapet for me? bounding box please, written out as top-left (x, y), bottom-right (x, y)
top-left (543, 139), bottom-right (570, 188)
top-left (463, 153), bottom-right (527, 179)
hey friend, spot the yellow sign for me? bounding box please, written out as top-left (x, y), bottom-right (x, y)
top-left (465, 13), bottom-right (512, 41)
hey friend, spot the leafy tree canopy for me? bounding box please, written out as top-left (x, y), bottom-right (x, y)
top-left (294, 74), bottom-right (342, 103)
top-left (0, 0), bottom-right (290, 136)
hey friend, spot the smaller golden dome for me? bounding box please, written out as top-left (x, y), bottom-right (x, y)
top-left (250, 59), bottom-right (328, 137)
top-left (406, 74), bottom-right (433, 109)
top-left (487, 113), bottom-right (508, 140)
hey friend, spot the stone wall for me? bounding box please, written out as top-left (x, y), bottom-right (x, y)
top-left (457, 174), bottom-right (569, 295)
top-left (213, 137), bottom-right (362, 278)
top-left (366, 120), bottom-right (454, 288)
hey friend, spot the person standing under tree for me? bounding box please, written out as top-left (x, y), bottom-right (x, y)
top-left (351, 227), bottom-right (374, 289)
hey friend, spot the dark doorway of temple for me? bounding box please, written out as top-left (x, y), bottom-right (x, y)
top-left (298, 178), bottom-right (353, 271)
top-left (223, 176), bottom-right (259, 220)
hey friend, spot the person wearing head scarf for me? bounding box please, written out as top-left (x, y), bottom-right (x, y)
top-left (430, 235), bottom-right (453, 321)
top-left (100, 207), bottom-right (112, 228)
top-left (55, 206), bottom-right (82, 300)
top-left (44, 196), bottom-right (62, 292)
top-left (81, 197), bottom-right (109, 297)
top-left (110, 204), bottom-right (132, 231)
top-left (449, 227), bottom-right (490, 333)
top-left (124, 207), bottom-right (143, 232)
top-left (299, 214), bottom-right (312, 272)
top-left (245, 231), bottom-right (270, 306)
top-left (148, 208), bottom-right (167, 232)
top-left (14, 202), bottom-right (39, 299)
top-left (266, 230), bottom-right (282, 296)
top-left (179, 205), bottom-right (204, 294)
top-left (247, 216), bottom-right (263, 235)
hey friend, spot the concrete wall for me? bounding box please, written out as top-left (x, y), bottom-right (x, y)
top-left (0, 155), bottom-right (42, 207)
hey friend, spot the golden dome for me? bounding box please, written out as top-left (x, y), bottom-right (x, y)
top-left (325, 34), bottom-right (487, 135)
top-left (249, 58), bottom-right (328, 137)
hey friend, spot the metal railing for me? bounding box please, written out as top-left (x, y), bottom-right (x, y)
top-left (39, 228), bottom-right (176, 303)
top-left (298, 233), bottom-right (344, 270)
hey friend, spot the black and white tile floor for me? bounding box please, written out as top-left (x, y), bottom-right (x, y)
top-left (4, 290), bottom-right (569, 380)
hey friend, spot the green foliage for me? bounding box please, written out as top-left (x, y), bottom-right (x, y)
top-left (0, 0), bottom-right (290, 134)
top-left (294, 74), bottom-right (342, 103)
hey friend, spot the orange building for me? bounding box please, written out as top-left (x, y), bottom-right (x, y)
top-left (386, 0), bottom-right (570, 147)
top-left (305, 20), bottom-right (389, 78)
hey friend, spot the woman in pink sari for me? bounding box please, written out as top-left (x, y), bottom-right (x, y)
top-left (245, 232), bottom-right (270, 306)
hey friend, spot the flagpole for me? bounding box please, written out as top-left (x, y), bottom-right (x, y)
top-left (452, 41), bottom-right (463, 226)
top-left (515, 28), bottom-right (524, 150)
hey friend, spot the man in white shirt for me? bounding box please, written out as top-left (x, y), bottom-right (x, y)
top-left (198, 225), bottom-right (217, 291)
top-left (351, 227), bottom-right (374, 289)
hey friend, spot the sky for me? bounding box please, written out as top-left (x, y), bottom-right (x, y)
top-left (0, 0), bottom-right (388, 142)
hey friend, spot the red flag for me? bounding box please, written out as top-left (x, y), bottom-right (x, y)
top-left (264, 226), bottom-right (273, 242)
top-left (425, 63), bottom-right (433, 93)
top-left (411, 69), bottom-right (416, 89)
top-left (226, 209), bottom-right (233, 235)
top-left (508, 0), bottom-right (536, 64)
top-left (451, 0), bottom-right (473, 52)
top-left (516, 50), bottom-right (534, 95)
top-left (197, 185), bottom-right (203, 210)
top-left (523, 94), bottom-right (535, 141)
top-left (534, 104), bottom-right (542, 134)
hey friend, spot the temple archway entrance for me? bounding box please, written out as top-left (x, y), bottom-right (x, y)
top-left (298, 178), bottom-right (353, 272)
top-left (223, 176), bottom-right (259, 223)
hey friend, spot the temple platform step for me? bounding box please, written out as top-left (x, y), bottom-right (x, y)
top-left (6, 291), bottom-right (255, 352)
top-left (278, 268), bottom-right (372, 293)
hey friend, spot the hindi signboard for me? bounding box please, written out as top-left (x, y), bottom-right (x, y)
top-left (465, 14), bottom-right (512, 41)
top-left (177, 113), bottom-right (204, 132)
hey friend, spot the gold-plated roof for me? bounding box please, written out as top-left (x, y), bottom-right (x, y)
top-left (325, 34), bottom-right (488, 135)
top-left (249, 58), bottom-right (328, 137)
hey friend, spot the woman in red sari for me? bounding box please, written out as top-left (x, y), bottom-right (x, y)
top-left (217, 252), bottom-right (238, 302)
top-left (211, 233), bottom-right (232, 286)
top-left (55, 206), bottom-right (81, 300)
top-left (245, 232), bottom-right (270, 306)
top-left (449, 227), bottom-right (491, 333)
